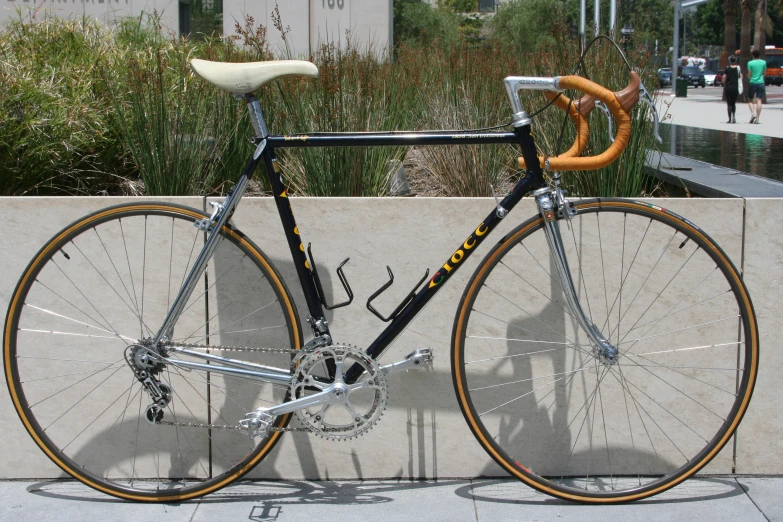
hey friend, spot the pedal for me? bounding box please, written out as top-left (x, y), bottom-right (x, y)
top-left (239, 409), bottom-right (274, 439)
top-left (380, 348), bottom-right (433, 376)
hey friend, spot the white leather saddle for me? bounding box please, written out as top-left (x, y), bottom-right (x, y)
top-left (190, 59), bottom-right (319, 94)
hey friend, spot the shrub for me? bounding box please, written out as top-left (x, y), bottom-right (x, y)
top-left (394, 0), bottom-right (460, 47)
top-left (489, 0), bottom-right (561, 52)
top-left (0, 13), bottom-right (660, 198)
top-left (0, 17), bottom-right (127, 195)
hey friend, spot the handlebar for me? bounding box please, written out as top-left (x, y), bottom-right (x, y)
top-left (507, 72), bottom-right (643, 171)
top-left (518, 91), bottom-right (595, 168)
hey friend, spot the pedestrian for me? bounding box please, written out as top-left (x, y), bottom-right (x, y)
top-left (747, 49), bottom-right (767, 123)
top-left (723, 55), bottom-right (741, 123)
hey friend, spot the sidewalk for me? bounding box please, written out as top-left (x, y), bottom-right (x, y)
top-left (657, 85), bottom-right (783, 138)
top-left (1, 477), bottom-right (781, 521)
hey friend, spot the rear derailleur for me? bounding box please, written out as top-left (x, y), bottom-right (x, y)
top-left (126, 342), bottom-right (173, 424)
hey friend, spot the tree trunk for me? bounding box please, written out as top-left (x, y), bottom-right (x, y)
top-left (754, 0), bottom-right (766, 59)
top-left (754, 0), bottom-right (767, 102)
top-left (740, 0), bottom-right (752, 99)
top-left (724, 0), bottom-right (737, 67)
top-left (724, 0), bottom-right (737, 101)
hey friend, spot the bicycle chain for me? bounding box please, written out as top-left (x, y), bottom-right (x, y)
top-left (155, 419), bottom-right (310, 432)
top-left (163, 340), bottom-right (300, 355)
top-left (150, 341), bottom-right (308, 433)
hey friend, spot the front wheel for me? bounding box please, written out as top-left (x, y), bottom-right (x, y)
top-left (4, 202), bottom-right (302, 501)
top-left (451, 199), bottom-right (758, 502)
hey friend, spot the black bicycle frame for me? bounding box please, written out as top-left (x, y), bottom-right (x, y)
top-left (241, 124), bottom-right (546, 383)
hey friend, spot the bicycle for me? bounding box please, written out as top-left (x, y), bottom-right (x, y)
top-left (4, 56), bottom-right (758, 504)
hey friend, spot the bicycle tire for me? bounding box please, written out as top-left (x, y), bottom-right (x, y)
top-left (4, 202), bottom-right (302, 502)
top-left (452, 199), bottom-right (758, 502)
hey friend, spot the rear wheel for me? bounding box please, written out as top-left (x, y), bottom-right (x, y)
top-left (4, 202), bottom-right (302, 501)
top-left (452, 199), bottom-right (758, 502)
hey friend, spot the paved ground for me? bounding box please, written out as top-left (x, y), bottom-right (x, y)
top-left (656, 85), bottom-right (783, 138)
top-left (1, 477), bottom-right (781, 521)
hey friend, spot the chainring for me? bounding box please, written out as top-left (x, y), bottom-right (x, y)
top-left (290, 344), bottom-right (387, 441)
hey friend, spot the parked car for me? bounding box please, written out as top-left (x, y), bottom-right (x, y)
top-left (678, 66), bottom-right (706, 88)
top-left (714, 71), bottom-right (725, 86)
top-left (658, 67), bottom-right (673, 87)
top-left (704, 70), bottom-right (717, 86)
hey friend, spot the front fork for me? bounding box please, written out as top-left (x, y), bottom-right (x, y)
top-left (533, 179), bottom-right (618, 363)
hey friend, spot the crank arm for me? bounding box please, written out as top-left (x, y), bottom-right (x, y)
top-left (380, 348), bottom-right (433, 376)
top-left (262, 386), bottom-right (343, 416)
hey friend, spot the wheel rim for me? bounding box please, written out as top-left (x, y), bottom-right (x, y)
top-left (5, 203), bottom-right (300, 500)
top-left (454, 201), bottom-right (757, 501)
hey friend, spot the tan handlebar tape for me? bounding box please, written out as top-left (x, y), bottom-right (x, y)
top-left (518, 92), bottom-right (593, 168)
top-left (518, 71), bottom-right (641, 172)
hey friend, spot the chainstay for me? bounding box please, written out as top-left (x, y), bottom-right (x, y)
top-left (158, 342), bottom-right (303, 432)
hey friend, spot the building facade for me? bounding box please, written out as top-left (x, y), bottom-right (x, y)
top-left (0, 0), bottom-right (393, 57)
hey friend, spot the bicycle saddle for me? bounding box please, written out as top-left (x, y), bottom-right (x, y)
top-left (190, 59), bottom-right (319, 94)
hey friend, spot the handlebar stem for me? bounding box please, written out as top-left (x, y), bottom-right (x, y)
top-left (504, 76), bottom-right (563, 127)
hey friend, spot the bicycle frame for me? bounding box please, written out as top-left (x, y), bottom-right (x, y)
top-left (154, 97), bottom-right (550, 385)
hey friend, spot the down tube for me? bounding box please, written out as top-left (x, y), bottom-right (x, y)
top-left (345, 173), bottom-right (539, 383)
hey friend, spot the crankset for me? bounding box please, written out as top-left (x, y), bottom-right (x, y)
top-left (241, 345), bottom-right (433, 440)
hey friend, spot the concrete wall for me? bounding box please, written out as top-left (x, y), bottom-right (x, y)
top-left (0, 197), bottom-right (779, 480)
top-left (1, 0), bottom-right (392, 56)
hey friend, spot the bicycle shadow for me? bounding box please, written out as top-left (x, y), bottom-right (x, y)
top-left (23, 475), bottom-right (746, 507)
top-left (454, 476), bottom-right (748, 506)
top-left (58, 248), bottom-right (331, 487)
top-left (471, 248), bottom-right (677, 481)
top-left (23, 477), bottom-right (468, 505)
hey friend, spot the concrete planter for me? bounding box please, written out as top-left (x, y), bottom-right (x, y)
top-left (0, 197), bottom-right (779, 479)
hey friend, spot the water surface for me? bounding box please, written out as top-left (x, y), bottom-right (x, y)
top-left (658, 123), bottom-right (783, 182)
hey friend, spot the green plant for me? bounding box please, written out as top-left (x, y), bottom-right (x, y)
top-left (489, 0), bottom-right (561, 52)
top-left (273, 39), bottom-right (408, 196)
top-left (438, 0), bottom-right (477, 12)
top-left (0, 13), bottom-right (660, 198)
top-left (109, 38), bottom-right (249, 195)
top-left (394, 0), bottom-right (460, 46)
top-left (0, 16), bottom-right (126, 195)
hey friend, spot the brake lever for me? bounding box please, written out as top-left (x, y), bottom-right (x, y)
top-left (594, 100), bottom-right (615, 143)
top-left (594, 81), bottom-right (662, 145)
top-left (639, 81), bottom-right (663, 144)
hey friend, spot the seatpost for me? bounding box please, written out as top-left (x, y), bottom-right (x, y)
top-left (244, 94), bottom-right (269, 138)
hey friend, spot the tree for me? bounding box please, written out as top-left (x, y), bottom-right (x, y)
top-left (754, 0), bottom-right (766, 58)
top-left (393, 0), bottom-right (460, 46)
top-left (740, 0), bottom-right (752, 93)
top-left (693, 0), bottom-right (726, 46)
top-left (628, 0), bottom-right (675, 51)
top-left (490, 0), bottom-right (561, 52)
top-left (724, 0), bottom-right (737, 64)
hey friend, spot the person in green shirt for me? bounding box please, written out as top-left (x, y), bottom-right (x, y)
top-left (746, 49), bottom-right (767, 123)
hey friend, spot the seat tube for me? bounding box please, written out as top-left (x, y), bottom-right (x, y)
top-left (533, 188), bottom-right (618, 361)
top-left (260, 146), bottom-right (329, 335)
